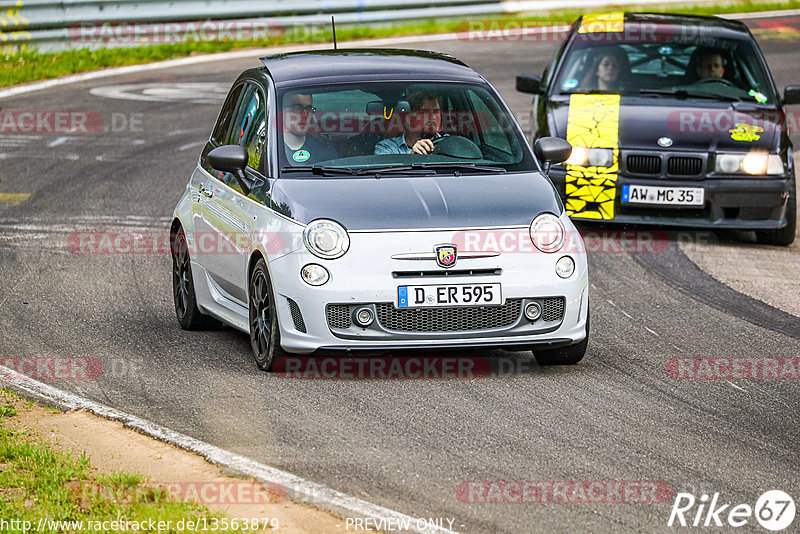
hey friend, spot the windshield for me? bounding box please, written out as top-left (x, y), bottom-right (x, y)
top-left (554, 34), bottom-right (777, 104)
top-left (277, 81), bottom-right (535, 175)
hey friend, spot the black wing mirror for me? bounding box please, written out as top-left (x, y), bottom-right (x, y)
top-left (207, 145), bottom-right (256, 195)
top-left (516, 75), bottom-right (542, 94)
top-left (784, 85), bottom-right (800, 106)
top-left (533, 137), bottom-right (572, 175)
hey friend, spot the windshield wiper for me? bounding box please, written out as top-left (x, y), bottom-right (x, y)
top-left (412, 163), bottom-right (507, 173)
top-left (638, 89), bottom-right (741, 102)
top-left (356, 165), bottom-right (436, 176)
top-left (281, 165), bottom-right (355, 176)
top-left (558, 89), bottom-right (631, 96)
top-left (358, 163), bottom-right (506, 175)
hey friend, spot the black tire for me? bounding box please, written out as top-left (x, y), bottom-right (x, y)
top-left (756, 179), bottom-right (796, 246)
top-left (249, 259), bottom-right (287, 371)
top-left (172, 229), bottom-right (217, 330)
top-left (533, 309), bottom-right (589, 365)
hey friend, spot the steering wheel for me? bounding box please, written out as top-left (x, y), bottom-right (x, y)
top-left (695, 77), bottom-right (735, 88)
top-left (432, 136), bottom-right (482, 159)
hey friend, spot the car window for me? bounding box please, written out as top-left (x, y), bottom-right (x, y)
top-left (277, 81), bottom-right (534, 175)
top-left (230, 84), bottom-right (267, 172)
top-left (211, 84), bottom-right (244, 144)
top-left (553, 37), bottom-right (777, 103)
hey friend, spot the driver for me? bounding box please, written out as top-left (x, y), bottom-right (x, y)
top-left (374, 90), bottom-right (444, 155)
top-left (693, 48), bottom-right (725, 80)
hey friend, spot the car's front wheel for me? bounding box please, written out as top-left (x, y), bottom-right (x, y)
top-left (172, 229), bottom-right (217, 330)
top-left (756, 179), bottom-right (796, 246)
top-left (249, 258), bottom-right (287, 371)
top-left (533, 310), bottom-right (589, 365)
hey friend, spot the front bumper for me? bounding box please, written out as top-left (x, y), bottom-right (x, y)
top-left (550, 168), bottom-right (793, 230)
top-left (267, 226), bottom-right (589, 354)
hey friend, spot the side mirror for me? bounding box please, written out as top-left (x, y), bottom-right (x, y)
top-left (207, 145), bottom-right (254, 195)
top-left (784, 85), bottom-right (800, 106)
top-left (516, 75), bottom-right (542, 94)
top-left (534, 137), bottom-right (572, 164)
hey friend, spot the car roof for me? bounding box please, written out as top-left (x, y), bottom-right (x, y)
top-left (259, 48), bottom-right (484, 86)
top-left (576, 12), bottom-right (752, 39)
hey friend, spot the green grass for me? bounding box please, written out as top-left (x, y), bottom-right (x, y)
top-left (0, 389), bottom-right (245, 533)
top-left (1, 0), bottom-right (799, 88)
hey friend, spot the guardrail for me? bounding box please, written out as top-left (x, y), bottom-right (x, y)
top-left (0, 0), bottom-right (715, 53)
top-left (2, 0), bottom-right (502, 52)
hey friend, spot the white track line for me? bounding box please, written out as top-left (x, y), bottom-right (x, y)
top-left (2, 369), bottom-right (458, 534)
top-left (0, 8), bottom-right (797, 102)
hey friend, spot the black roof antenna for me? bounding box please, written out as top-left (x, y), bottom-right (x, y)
top-left (331, 16), bottom-right (338, 50)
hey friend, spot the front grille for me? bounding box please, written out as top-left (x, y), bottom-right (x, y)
top-left (327, 297), bottom-right (566, 333)
top-left (627, 155), bottom-right (661, 175)
top-left (375, 300), bottom-right (523, 332)
top-left (667, 156), bottom-right (703, 176)
top-left (287, 298), bottom-right (307, 333)
top-left (326, 305), bottom-right (351, 329)
top-left (542, 297), bottom-right (566, 322)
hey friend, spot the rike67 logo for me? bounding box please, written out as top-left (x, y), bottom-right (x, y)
top-left (668, 490), bottom-right (796, 531)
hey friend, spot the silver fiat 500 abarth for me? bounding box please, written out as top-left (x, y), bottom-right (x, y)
top-left (170, 49), bottom-right (589, 370)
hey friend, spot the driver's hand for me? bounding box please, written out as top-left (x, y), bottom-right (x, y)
top-left (411, 138), bottom-right (435, 154)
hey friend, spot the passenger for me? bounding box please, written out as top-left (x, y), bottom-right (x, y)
top-left (283, 92), bottom-right (338, 165)
top-left (374, 90), bottom-right (444, 155)
top-left (581, 48), bottom-right (630, 91)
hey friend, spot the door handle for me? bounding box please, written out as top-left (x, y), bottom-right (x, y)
top-left (199, 187), bottom-right (213, 199)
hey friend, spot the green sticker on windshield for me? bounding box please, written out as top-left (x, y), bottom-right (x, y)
top-left (293, 150), bottom-right (310, 162)
top-left (748, 90), bottom-right (768, 104)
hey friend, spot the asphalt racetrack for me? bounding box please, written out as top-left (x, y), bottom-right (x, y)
top-left (1, 14), bottom-right (799, 534)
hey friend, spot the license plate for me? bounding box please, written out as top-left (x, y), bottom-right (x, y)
top-left (397, 283), bottom-right (502, 308)
top-left (621, 184), bottom-right (704, 206)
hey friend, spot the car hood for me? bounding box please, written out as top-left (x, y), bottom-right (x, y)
top-left (270, 172), bottom-right (561, 230)
top-left (549, 97), bottom-right (780, 152)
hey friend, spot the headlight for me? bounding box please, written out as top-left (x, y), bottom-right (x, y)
top-left (529, 213), bottom-right (565, 253)
top-left (303, 219), bottom-right (350, 259)
top-left (715, 152), bottom-right (784, 176)
top-left (565, 147), bottom-right (613, 167)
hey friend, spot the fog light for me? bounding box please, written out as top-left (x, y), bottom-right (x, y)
top-left (524, 302), bottom-right (542, 321)
top-left (555, 256), bottom-right (575, 279)
top-left (354, 307), bottom-right (374, 327)
top-left (301, 264), bottom-right (329, 286)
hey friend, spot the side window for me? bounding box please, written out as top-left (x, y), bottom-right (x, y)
top-left (212, 84), bottom-right (244, 144)
top-left (229, 83), bottom-right (267, 173)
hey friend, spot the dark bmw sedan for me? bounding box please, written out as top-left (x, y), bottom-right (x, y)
top-left (517, 12), bottom-right (798, 245)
